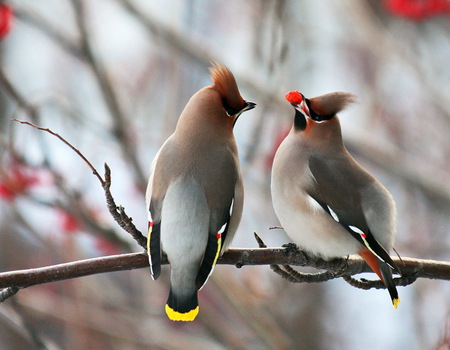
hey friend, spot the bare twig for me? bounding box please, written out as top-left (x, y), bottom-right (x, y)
top-left (103, 163), bottom-right (147, 249)
top-left (342, 274), bottom-right (418, 290)
top-left (13, 119), bottom-right (104, 185)
top-left (13, 119), bottom-right (147, 249)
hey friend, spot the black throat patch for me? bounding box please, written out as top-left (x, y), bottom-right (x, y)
top-left (294, 108), bottom-right (307, 131)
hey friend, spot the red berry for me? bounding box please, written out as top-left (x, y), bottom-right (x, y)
top-left (285, 91), bottom-right (303, 105)
top-left (0, 4), bottom-right (13, 39)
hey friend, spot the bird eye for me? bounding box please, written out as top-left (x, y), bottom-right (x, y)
top-left (311, 112), bottom-right (333, 122)
top-left (222, 99), bottom-right (238, 116)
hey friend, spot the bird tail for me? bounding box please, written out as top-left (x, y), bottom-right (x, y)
top-left (165, 288), bottom-right (199, 321)
top-left (379, 262), bottom-right (400, 309)
top-left (359, 248), bottom-right (400, 308)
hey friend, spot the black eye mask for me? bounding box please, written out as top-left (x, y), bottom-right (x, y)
top-left (305, 99), bottom-right (333, 121)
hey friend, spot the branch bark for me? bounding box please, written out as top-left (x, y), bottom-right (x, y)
top-left (0, 249), bottom-right (448, 293)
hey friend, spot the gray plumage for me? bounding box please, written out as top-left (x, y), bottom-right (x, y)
top-left (271, 91), bottom-right (400, 307)
top-left (146, 64), bottom-right (254, 320)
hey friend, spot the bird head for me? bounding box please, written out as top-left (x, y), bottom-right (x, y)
top-left (210, 63), bottom-right (256, 126)
top-left (285, 90), bottom-right (356, 132)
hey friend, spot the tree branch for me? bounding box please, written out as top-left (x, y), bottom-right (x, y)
top-left (253, 234), bottom-right (420, 289)
top-left (5, 121), bottom-right (448, 306)
top-left (0, 249), bottom-right (448, 294)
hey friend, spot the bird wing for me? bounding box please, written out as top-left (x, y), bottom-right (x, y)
top-left (308, 155), bottom-right (400, 273)
top-left (147, 218), bottom-right (162, 280)
top-left (147, 161), bottom-right (164, 280)
top-left (195, 148), bottom-right (243, 290)
top-left (146, 138), bottom-right (181, 280)
top-left (195, 229), bottom-right (224, 291)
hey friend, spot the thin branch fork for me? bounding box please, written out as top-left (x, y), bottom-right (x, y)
top-left (12, 119), bottom-right (147, 249)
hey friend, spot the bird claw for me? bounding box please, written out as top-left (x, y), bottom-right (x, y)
top-left (281, 242), bottom-right (299, 256)
top-left (281, 243), bottom-right (309, 265)
top-left (334, 255), bottom-right (350, 276)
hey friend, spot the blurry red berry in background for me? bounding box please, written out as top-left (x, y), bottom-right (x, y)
top-left (58, 210), bottom-right (80, 234)
top-left (0, 4), bottom-right (13, 39)
top-left (0, 163), bottom-right (40, 201)
top-left (385, 0), bottom-right (450, 20)
top-left (265, 127), bottom-right (290, 171)
top-left (95, 236), bottom-right (120, 255)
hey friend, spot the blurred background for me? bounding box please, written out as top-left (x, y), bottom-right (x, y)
top-left (0, 0), bottom-right (449, 349)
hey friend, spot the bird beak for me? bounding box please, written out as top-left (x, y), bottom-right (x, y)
top-left (292, 99), bottom-right (311, 119)
top-left (225, 101), bottom-right (256, 117)
top-left (288, 92), bottom-right (311, 119)
top-left (290, 95), bottom-right (311, 131)
top-left (232, 101), bottom-right (256, 127)
top-left (241, 101), bottom-right (256, 114)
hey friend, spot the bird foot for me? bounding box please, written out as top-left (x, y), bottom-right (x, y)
top-left (333, 255), bottom-right (350, 277)
top-left (281, 242), bottom-right (300, 256)
top-left (281, 243), bottom-right (309, 265)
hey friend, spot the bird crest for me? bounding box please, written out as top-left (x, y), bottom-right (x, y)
top-left (209, 63), bottom-right (246, 114)
top-left (309, 91), bottom-right (357, 117)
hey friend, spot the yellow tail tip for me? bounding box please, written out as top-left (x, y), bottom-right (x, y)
top-left (165, 304), bottom-right (199, 321)
top-left (393, 298), bottom-right (400, 309)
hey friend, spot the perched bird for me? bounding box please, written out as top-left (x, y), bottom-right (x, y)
top-left (146, 64), bottom-right (255, 321)
top-left (271, 90), bottom-right (401, 308)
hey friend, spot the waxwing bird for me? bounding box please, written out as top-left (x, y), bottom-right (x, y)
top-left (146, 63), bottom-right (255, 321)
top-left (271, 90), bottom-right (401, 308)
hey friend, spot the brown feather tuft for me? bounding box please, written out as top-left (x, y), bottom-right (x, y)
top-left (209, 63), bottom-right (245, 111)
top-left (310, 92), bottom-right (357, 116)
